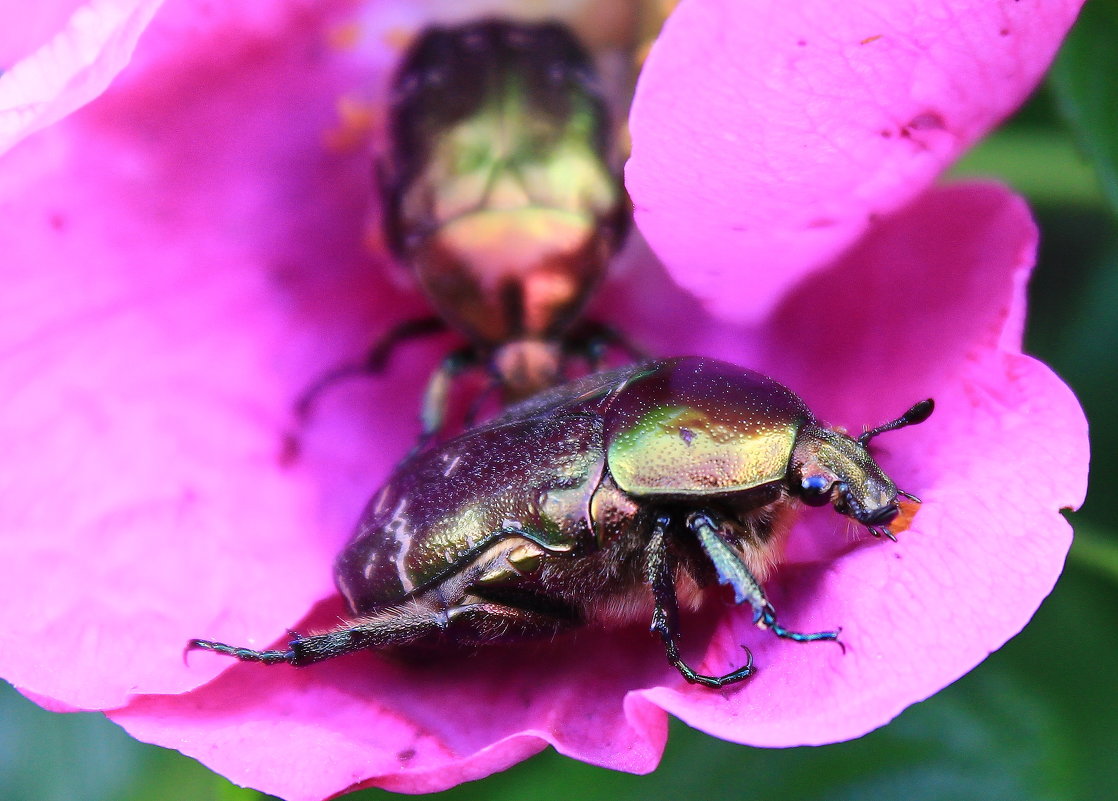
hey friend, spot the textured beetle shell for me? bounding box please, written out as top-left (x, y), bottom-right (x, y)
top-left (336, 411), bottom-right (606, 614)
top-left (605, 359), bottom-right (815, 495)
top-left (334, 358), bottom-right (822, 622)
top-left (380, 19), bottom-right (628, 349)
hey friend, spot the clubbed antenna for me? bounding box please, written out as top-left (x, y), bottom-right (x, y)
top-left (858, 399), bottom-right (934, 447)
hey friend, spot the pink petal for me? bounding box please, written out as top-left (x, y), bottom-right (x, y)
top-left (637, 182), bottom-right (1088, 745)
top-left (0, 2), bottom-right (428, 710)
top-left (627, 0), bottom-right (1085, 323)
top-left (0, 0), bottom-right (1088, 795)
top-left (0, 0), bottom-right (164, 155)
top-left (111, 598), bottom-right (669, 798)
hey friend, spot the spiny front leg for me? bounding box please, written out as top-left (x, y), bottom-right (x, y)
top-left (688, 512), bottom-right (840, 644)
top-left (645, 515), bottom-right (754, 688)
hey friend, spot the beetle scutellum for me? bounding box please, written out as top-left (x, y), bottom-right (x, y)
top-left (301, 19), bottom-right (634, 438)
top-left (193, 358), bottom-right (933, 687)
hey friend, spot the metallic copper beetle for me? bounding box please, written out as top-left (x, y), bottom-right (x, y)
top-left (304, 19), bottom-right (633, 437)
top-left (194, 358), bottom-right (933, 687)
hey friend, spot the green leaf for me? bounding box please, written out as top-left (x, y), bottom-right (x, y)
top-left (951, 127), bottom-right (1104, 207)
top-left (1069, 523), bottom-right (1118, 586)
top-left (1050, 0), bottom-right (1118, 217)
top-left (0, 682), bottom-right (268, 801)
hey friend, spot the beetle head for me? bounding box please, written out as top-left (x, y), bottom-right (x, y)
top-left (790, 400), bottom-right (933, 537)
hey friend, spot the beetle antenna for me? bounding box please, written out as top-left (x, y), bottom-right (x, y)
top-left (897, 489), bottom-right (922, 503)
top-left (858, 398), bottom-right (934, 446)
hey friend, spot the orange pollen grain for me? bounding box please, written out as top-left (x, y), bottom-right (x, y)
top-left (327, 21), bottom-right (362, 50)
top-left (322, 95), bottom-right (378, 152)
top-left (889, 499), bottom-right (921, 535)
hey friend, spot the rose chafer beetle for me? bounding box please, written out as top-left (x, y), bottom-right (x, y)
top-left (301, 19), bottom-right (633, 437)
top-left (194, 358), bottom-right (933, 687)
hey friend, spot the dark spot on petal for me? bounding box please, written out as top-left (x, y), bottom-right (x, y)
top-left (679, 427), bottom-right (695, 445)
top-left (397, 748), bottom-right (416, 761)
top-left (1000, 28), bottom-right (1010, 36)
top-left (797, 39), bottom-right (807, 47)
top-left (907, 111), bottom-right (945, 131)
top-left (880, 129), bottom-right (894, 139)
top-left (49, 212), bottom-right (66, 231)
top-left (278, 432), bottom-right (302, 468)
top-left (806, 218), bottom-right (836, 229)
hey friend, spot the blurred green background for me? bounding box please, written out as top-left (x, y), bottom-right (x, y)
top-left (4, 4), bottom-right (1117, 800)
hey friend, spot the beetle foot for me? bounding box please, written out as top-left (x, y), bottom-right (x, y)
top-left (754, 604), bottom-right (841, 643)
top-left (186, 638), bottom-right (296, 665)
top-left (671, 644), bottom-right (755, 688)
top-left (867, 525), bottom-right (898, 542)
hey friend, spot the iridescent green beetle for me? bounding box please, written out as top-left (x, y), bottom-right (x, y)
top-left (302, 19), bottom-right (633, 437)
top-left (194, 358), bottom-right (932, 687)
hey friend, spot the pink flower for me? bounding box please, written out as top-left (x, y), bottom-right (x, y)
top-left (0, 1), bottom-right (1088, 799)
top-left (0, 0), bottom-right (165, 153)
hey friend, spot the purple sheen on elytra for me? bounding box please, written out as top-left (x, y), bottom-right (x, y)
top-left (335, 409), bottom-right (603, 613)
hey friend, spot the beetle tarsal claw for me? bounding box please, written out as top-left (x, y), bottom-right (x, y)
top-left (755, 604), bottom-right (840, 644)
top-left (186, 638), bottom-right (296, 665)
top-left (670, 644), bottom-right (756, 688)
top-left (866, 526), bottom-right (898, 542)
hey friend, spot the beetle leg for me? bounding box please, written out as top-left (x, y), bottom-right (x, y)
top-left (189, 597), bottom-right (575, 665)
top-left (688, 512), bottom-right (841, 645)
top-left (419, 346), bottom-right (480, 442)
top-left (187, 639), bottom-right (295, 664)
top-left (461, 372), bottom-right (502, 430)
top-left (188, 606), bottom-right (447, 666)
top-left (441, 600), bottom-right (575, 645)
top-left (292, 316), bottom-right (448, 423)
top-left (564, 319), bottom-right (649, 371)
top-left (646, 515), bottom-right (755, 688)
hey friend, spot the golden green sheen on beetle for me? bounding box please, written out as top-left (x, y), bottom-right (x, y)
top-left (608, 405), bottom-right (803, 495)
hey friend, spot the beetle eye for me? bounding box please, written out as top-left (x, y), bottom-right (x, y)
top-left (800, 475), bottom-right (833, 506)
